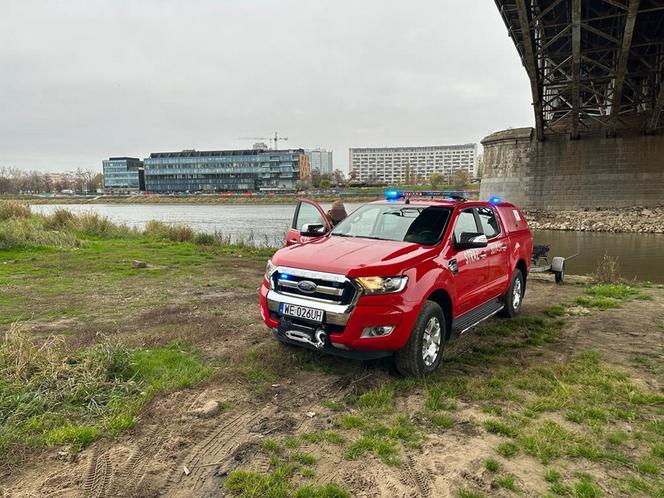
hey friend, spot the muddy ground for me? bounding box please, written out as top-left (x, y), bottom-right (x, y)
top-left (1, 264), bottom-right (663, 497)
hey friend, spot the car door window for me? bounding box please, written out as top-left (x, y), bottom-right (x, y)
top-left (477, 207), bottom-right (501, 239)
top-left (453, 209), bottom-right (479, 243)
top-left (294, 202), bottom-right (325, 230)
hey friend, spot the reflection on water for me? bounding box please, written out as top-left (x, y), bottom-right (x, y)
top-left (30, 203), bottom-right (664, 283)
top-left (531, 230), bottom-right (664, 284)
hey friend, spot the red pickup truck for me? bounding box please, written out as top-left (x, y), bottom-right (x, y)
top-left (259, 193), bottom-right (533, 376)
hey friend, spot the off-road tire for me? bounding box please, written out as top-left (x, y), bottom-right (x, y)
top-left (501, 268), bottom-right (525, 318)
top-left (395, 300), bottom-right (445, 377)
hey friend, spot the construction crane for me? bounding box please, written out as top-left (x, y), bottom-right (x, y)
top-left (238, 132), bottom-right (288, 150)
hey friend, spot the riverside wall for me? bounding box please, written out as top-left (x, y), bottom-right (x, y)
top-left (479, 127), bottom-right (664, 209)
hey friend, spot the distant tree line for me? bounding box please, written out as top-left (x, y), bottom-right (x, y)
top-left (301, 168), bottom-right (346, 189)
top-left (0, 167), bottom-right (103, 194)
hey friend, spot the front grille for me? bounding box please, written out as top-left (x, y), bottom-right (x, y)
top-left (271, 269), bottom-right (357, 305)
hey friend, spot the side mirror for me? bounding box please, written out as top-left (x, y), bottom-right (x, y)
top-left (455, 232), bottom-right (488, 250)
top-left (301, 223), bottom-right (327, 237)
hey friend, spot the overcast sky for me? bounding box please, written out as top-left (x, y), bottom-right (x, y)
top-left (0, 0), bottom-right (533, 173)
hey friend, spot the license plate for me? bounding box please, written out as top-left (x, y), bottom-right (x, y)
top-left (281, 303), bottom-right (324, 323)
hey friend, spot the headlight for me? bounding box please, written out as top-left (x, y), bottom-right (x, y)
top-left (355, 276), bottom-right (408, 295)
top-left (265, 259), bottom-right (276, 282)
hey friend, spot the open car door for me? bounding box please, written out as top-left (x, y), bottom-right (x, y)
top-left (285, 199), bottom-right (332, 246)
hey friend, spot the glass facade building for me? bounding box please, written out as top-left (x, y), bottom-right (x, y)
top-left (102, 157), bottom-right (144, 192)
top-left (305, 149), bottom-right (334, 174)
top-left (143, 149), bottom-right (306, 193)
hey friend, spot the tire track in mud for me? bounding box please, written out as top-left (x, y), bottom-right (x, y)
top-left (82, 449), bottom-right (112, 498)
top-left (106, 447), bottom-right (148, 496)
top-left (78, 425), bottom-right (173, 497)
top-left (399, 455), bottom-right (431, 498)
top-left (162, 376), bottom-right (342, 496)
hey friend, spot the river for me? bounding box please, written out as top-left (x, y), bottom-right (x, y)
top-left (30, 203), bottom-right (664, 283)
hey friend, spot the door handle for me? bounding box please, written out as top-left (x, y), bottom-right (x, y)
top-left (288, 239), bottom-right (298, 244)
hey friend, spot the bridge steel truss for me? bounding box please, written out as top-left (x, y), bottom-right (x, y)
top-left (495, 0), bottom-right (664, 140)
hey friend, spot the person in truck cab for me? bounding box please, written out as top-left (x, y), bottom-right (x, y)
top-left (259, 192), bottom-right (533, 376)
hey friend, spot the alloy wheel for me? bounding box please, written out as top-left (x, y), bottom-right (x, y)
top-left (421, 316), bottom-right (441, 367)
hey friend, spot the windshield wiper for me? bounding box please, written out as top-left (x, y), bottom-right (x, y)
top-left (331, 233), bottom-right (354, 237)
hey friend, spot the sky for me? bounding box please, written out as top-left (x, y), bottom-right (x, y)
top-left (0, 0), bottom-right (533, 173)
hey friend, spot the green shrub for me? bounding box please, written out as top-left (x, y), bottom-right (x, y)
top-left (44, 208), bottom-right (75, 229)
top-left (194, 232), bottom-right (215, 245)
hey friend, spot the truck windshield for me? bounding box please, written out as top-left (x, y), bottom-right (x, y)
top-left (330, 204), bottom-right (451, 245)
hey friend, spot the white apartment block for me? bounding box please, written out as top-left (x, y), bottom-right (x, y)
top-left (305, 149), bottom-right (334, 175)
top-left (349, 144), bottom-right (477, 184)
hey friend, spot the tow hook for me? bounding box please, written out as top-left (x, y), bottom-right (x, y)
top-left (285, 329), bottom-right (327, 349)
top-left (314, 329), bottom-right (327, 349)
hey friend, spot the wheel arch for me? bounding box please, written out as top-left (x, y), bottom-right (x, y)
top-left (515, 258), bottom-right (528, 293)
top-left (425, 288), bottom-right (453, 341)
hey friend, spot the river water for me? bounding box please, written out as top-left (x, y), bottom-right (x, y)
top-left (30, 203), bottom-right (664, 283)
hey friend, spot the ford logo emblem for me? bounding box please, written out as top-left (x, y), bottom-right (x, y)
top-left (297, 280), bottom-right (317, 293)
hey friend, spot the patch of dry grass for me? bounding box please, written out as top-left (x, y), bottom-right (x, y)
top-left (0, 201), bottom-right (31, 221)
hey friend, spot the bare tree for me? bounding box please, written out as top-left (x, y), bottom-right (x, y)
top-left (331, 169), bottom-right (345, 186)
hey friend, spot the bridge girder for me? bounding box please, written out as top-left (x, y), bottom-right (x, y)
top-left (495, 0), bottom-right (664, 139)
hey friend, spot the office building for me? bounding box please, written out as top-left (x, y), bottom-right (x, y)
top-left (102, 157), bottom-right (144, 192)
top-left (143, 148), bottom-right (308, 192)
top-left (306, 149), bottom-right (334, 175)
top-left (349, 144), bottom-right (477, 184)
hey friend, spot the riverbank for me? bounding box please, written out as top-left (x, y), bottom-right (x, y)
top-left (11, 194), bottom-right (381, 205)
top-left (525, 206), bottom-right (664, 234)
top-left (1, 202), bottom-right (664, 497)
top-left (17, 195), bottom-right (664, 234)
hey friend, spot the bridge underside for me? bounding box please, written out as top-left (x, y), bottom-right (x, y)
top-left (483, 0), bottom-right (664, 208)
top-left (496, 0), bottom-right (664, 138)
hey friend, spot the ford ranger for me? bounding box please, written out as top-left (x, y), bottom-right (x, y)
top-left (259, 192), bottom-right (533, 376)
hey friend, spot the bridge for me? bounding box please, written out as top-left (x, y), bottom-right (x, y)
top-left (481, 0), bottom-right (664, 208)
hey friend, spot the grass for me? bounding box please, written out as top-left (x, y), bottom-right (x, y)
top-left (495, 474), bottom-right (518, 491)
top-left (456, 488), bottom-right (486, 498)
top-left (482, 419), bottom-right (519, 438)
top-left (496, 441), bottom-right (519, 458)
top-left (0, 326), bottom-right (212, 457)
top-left (343, 416), bottom-right (421, 465)
top-left (2, 200), bottom-right (664, 496)
top-left (226, 441), bottom-right (350, 498)
top-left (428, 413), bottom-right (455, 429)
top-left (575, 284), bottom-right (647, 309)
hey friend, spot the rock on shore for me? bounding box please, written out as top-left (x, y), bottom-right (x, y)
top-left (525, 206), bottom-right (664, 233)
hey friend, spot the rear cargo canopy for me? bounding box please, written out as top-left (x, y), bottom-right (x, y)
top-left (496, 205), bottom-right (529, 233)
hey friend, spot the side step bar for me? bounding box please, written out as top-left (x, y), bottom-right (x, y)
top-left (451, 298), bottom-right (504, 336)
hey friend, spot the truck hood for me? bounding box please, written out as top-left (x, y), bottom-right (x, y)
top-left (271, 235), bottom-right (437, 276)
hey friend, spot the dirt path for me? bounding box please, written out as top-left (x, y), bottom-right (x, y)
top-left (2, 277), bottom-right (663, 497)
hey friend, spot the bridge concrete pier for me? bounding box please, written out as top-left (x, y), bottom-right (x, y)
top-left (479, 128), bottom-right (664, 209)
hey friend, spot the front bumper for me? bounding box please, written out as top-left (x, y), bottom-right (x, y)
top-left (259, 282), bottom-right (421, 352)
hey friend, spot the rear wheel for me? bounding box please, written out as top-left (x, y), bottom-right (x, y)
top-left (395, 301), bottom-right (445, 377)
top-left (501, 268), bottom-right (524, 318)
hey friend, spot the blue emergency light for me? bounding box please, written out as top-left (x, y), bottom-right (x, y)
top-left (489, 196), bottom-right (502, 204)
top-left (385, 190), bottom-right (404, 200)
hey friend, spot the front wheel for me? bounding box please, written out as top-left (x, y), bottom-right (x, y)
top-left (395, 301), bottom-right (445, 377)
top-left (501, 268), bottom-right (524, 318)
